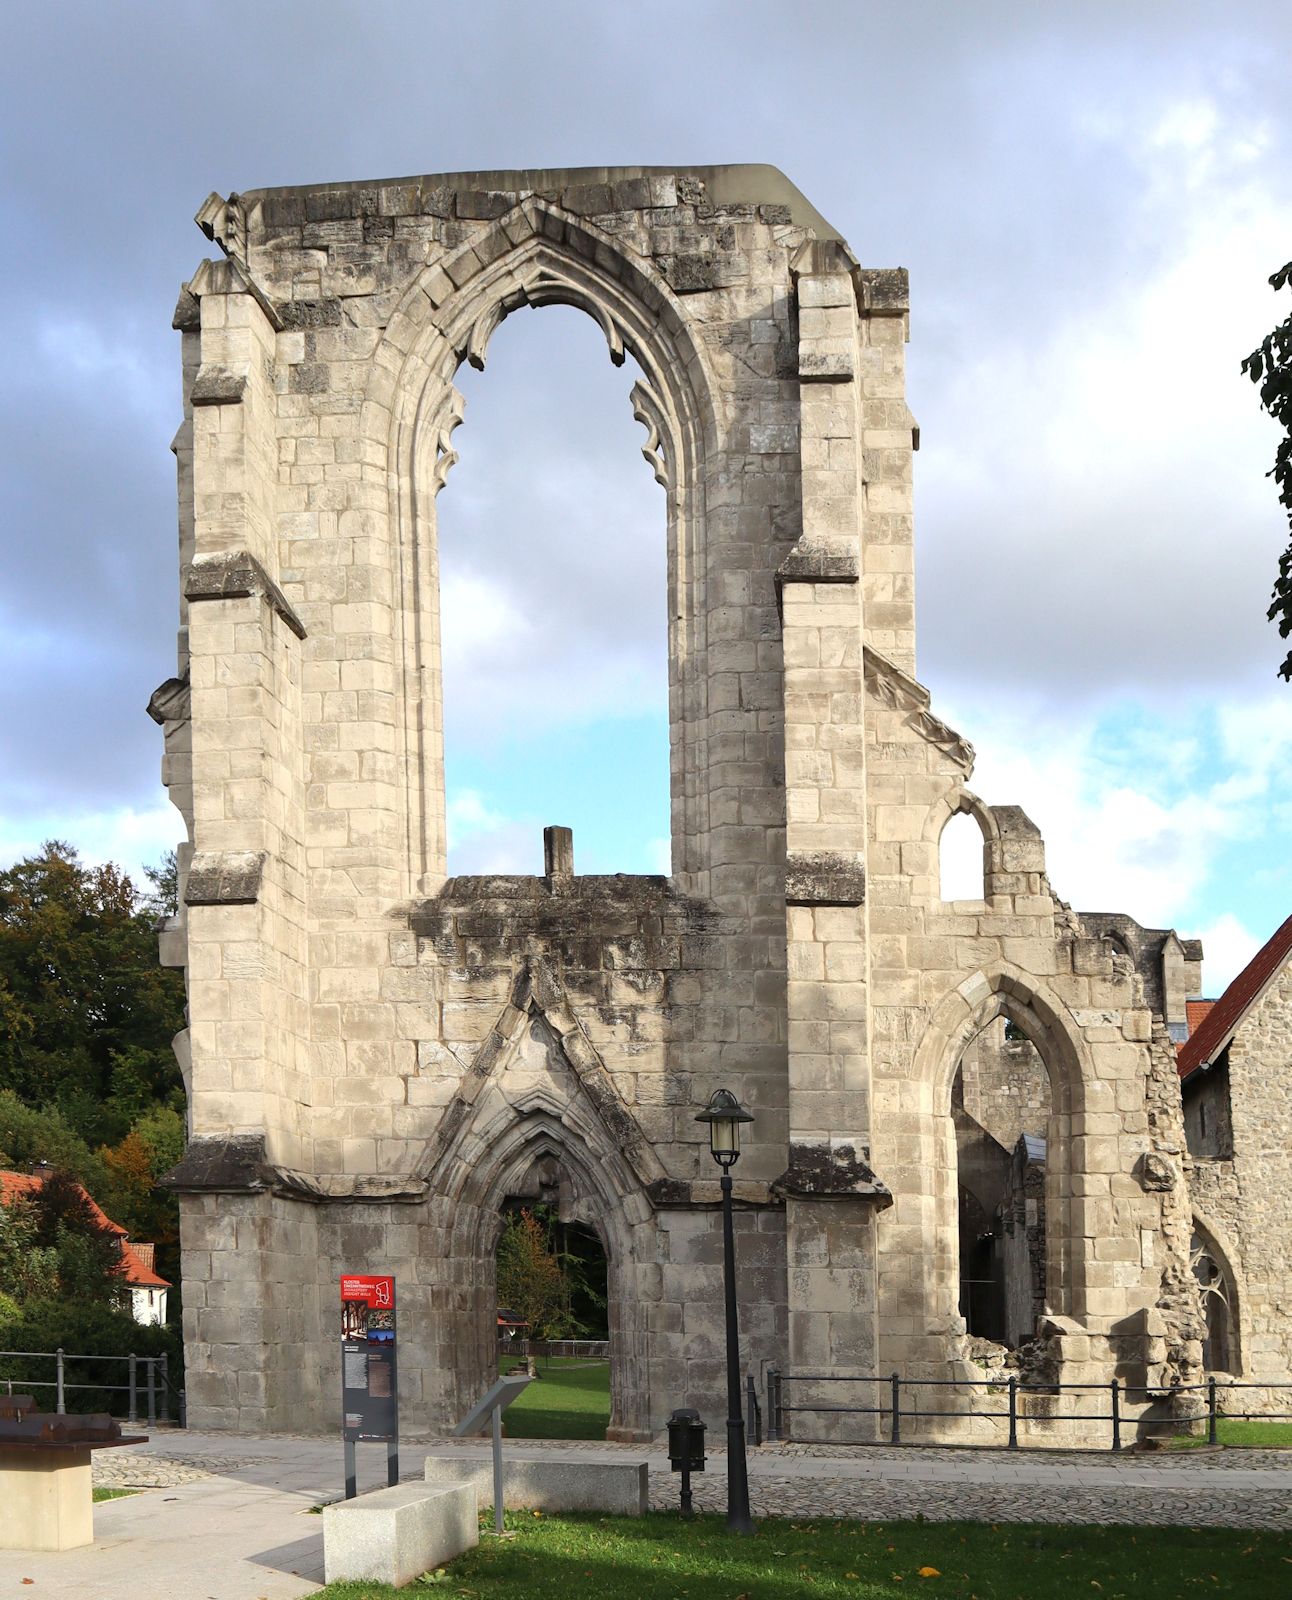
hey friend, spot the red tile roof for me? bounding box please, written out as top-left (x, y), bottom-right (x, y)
top-left (1185, 999), bottom-right (1215, 1037)
top-left (120, 1241), bottom-right (170, 1289)
top-left (0, 1169), bottom-right (170, 1287)
top-left (1177, 912), bottom-right (1292, 1080)
top-left (0, 1170), bottom-right (128, 1237)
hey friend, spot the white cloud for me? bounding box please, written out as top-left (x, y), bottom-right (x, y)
top-left (445, 788), bottom-right (541, 875)
top-left (936, 688), bottom-right (1292, 993)
top-left (917, 90), bottom-right (1292, 702)
top-left (0, 802), bottom-right (185, 888)
top-left (1192, 913), bottom-right (1261, 994)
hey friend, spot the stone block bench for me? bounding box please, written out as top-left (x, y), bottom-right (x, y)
top-left (423, 1447), bottom-right (649, 1516)
top-left (323, 1480), bottom-right (477, 1588)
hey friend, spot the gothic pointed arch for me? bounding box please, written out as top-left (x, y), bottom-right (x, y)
top-left (357, 199), bottom-right (723, 895)
top-left (1190, 1208), bottom-right (1244, 1375)
top-left (415, 961), bottom-right (659, 1437)
top-left (911, 966), bottom-right (1097, 1332)
top-left (416, 959), bottom-right (672, 1201)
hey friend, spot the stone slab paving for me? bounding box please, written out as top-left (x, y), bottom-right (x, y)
top-left (0, 1427), bottom-right (1274, 1599)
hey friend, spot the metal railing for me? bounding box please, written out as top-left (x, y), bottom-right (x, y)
top-left (0, 1348), bottom-right (184, 1427)
top-left (765, 1369), bottom-right (1292, 1451)
top-left (497, 1337), bottom-right (610, 1361)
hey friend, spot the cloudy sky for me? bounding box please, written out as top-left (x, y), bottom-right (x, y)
top-left (2, 1), bottom-right (1289, 992)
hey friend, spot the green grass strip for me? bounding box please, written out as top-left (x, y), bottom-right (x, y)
top-left (313, 1510), bottom-right (1292, 1598)
top-left (497, 1356), bottom-right (609, 1441)
top-left (1169, 1419), bottom-right (1292, 1450)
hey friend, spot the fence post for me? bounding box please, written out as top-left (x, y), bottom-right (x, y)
top-left (160, 1352), bottom-right (170, 1424)
top-left (890, 1373), bottom-right (901, 1445)
top-left (765, 1369), bottom-right (777, 1443)
top-left (146, 1358), bottom-right (157, 1427)
top-left (746, 1373), bottom-right (761, 1446)
top-left (1110, 1378), bottom-right (1121, 1452)
top-left (56, 1348), bottom-right (65, 1414)
top-left (128, 1353), bottom-right (137, 1424)
top-left (1007, 1375), bottom-right (1018, 1449)
top-left (1207, 1375), bottom-right (1217, 1446)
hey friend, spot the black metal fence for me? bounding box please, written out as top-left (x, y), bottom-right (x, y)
top-left (765, 1369), bottom-right (1292, 1451)
top-left (0, 1347), bottom-right (184, 1426)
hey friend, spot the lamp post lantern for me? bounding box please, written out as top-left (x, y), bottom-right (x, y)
top-left (695, 1088), bottom-right (756, 1535)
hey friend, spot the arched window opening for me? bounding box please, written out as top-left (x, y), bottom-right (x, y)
top-left (438, 305), bottom-right (669, 875)
top-left (953, 1014), bottom-right (1052, 1346)
top-left (1191, 1227), bottom-right (1239, 1375)
top-left (940, 809), bottom-right (986, 902)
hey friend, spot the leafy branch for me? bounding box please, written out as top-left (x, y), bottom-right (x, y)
top-left (1242, 260), bottom-right (1292, 680)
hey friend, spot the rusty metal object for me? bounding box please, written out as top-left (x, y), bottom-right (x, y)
top-left (0, 1396), bottom-right (145, 1452)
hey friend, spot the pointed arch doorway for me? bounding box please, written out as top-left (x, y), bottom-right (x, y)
top-left (417, 969), bottom-right (665, 1441)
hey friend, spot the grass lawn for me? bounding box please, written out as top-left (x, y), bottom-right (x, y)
top-left (498, 1357), bottom-right (609, 1441)
top-left (1169, 1418), bottom-right (1292, 1449)
top-left (311, 1511), bottom-right (1292, 1598)
top-left (91, 1487), bottom-right (137, 1502)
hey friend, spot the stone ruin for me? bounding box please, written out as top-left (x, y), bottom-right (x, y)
top-left (152, 164), bottom-right (1212, 1441)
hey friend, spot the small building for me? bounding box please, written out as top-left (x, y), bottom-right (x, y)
top-left (1178, 913), bottom-right (1292, 1387)
top-left (0, 1169), bottom-right (171, 1328)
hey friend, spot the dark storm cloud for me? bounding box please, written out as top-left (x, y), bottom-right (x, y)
top-left (1, 0), bottom-right (1290, 851)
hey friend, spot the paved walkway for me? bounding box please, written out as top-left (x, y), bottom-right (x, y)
top-left (0, 1430), bottom-right (1287, 1599)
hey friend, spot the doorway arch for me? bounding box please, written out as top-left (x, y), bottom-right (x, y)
top-left (913, 969), bottom-right (1096, 1345)
top-left (439, 1106), bottom-right (651, 1440)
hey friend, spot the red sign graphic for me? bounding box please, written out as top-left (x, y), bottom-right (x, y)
top-left (341, 1275), bottom-right (395, 1308)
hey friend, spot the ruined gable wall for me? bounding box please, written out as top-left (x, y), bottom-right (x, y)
top-left (862, 690), bottom-right (1201, 1392)
top-left (1196, 959), bottom-right (1292, 1386)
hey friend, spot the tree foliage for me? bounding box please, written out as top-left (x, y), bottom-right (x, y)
top-left (0, 842), bottom-right (186, 1145)
top-left (0, 1298), bottom-right (180, 1415)
top-left (0, 842), bottom-right (190, 1317)
top-left (0, 1090), bottom-right (109, 1194)
top-left (1242, 260), bottom-right (1292, 680)
top-left (496, 1208), bottom-right (570, 1340)
top-left (0, 1169), bottom-right (127, 1312)
top-left (495, 1205), bottom-right (608, 1341)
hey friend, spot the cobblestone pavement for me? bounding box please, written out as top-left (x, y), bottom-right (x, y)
top-left (649, 1471), bottom-right (1292, 1528)
top-left (92, 1450), bottom-right (212, 1488)
top-left (124, 1429), bottom-right (1292, 1529)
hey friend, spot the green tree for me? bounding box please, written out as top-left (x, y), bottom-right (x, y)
top-left (26, 1168), bottom-right (128, 1311)
top-left (0, 1091), bottom-right (109, 1195)
top-left (0, 1194), bottom-right (59, 1304)
top-left (495, 1205), bottom-right (607, 1341)
top-left (1243, 259), bottom-right (1292, 680)
top-left (141, 850), bottom-right (179, 921)
top-left (496, 1208), bottom-right (571, 1340)
top-left (0, 843), bottom-right (186, 1145)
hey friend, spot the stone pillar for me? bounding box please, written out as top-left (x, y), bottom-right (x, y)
top-left (775, 244), bottom-right (890, 1424)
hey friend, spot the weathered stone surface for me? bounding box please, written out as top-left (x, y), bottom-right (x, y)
top-left (785, 852), bottom-right (866, 906)
top-left (184, 850), bottom-right (265, 906)
top-left (152, 162), bottom-right (1250, 1445)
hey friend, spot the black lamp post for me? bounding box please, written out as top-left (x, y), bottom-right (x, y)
top-left (696, 1087), bottom-right (756, 1535)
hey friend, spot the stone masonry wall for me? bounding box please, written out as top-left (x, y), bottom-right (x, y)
top-left (1188, 958), bottom-right (1292, 1391)
top-left (159, 165), bottom-right (1205, 1439)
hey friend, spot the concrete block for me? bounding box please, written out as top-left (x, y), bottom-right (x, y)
top-left (423, 1449), bottom-right (648, 1515)
top-left (323, 1480), bottom-right (477, 1588)
top-left (0, 1449), bottom-right (93, 1551)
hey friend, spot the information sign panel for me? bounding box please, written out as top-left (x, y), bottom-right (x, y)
top-left (339, 1273), bottom-right (398, 1443)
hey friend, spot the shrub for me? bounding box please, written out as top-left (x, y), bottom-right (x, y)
top-left (0, 1299), bottom-right (182, 1416)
